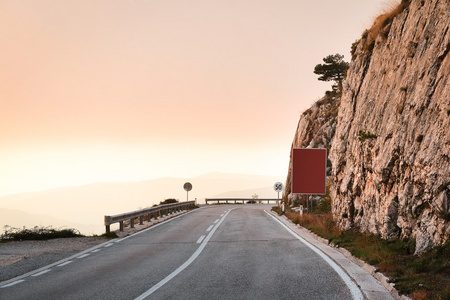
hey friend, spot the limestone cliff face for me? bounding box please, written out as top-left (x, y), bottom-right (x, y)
top-left (283, 95), bottom-right (339, 203)
top-left (286, 0), bottom-right (449, 254)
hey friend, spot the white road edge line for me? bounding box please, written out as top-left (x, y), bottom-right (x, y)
top-left (134, 209), bottom-right (234, 300)
top-left (264, 210), bottom-right (364, 300)
top-left (0, 280), bottom-right (25, 288)
top-left (32, 269), bottom-right (51, 277)
top-left (206, 225), bottom-right (214, 232)
top-left (57, 261), bottom-right (73, 267)
top-left (196, 235), bottom-right (206, 244)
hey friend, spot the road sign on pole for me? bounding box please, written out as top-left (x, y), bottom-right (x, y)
top-left (292, 148), bottom-right (327, 195)
top-left (274, 182), bottom-right (283, 205)
top-left (183, 182), bottom-right (192, 201)
top-left (274, 182), bottom-right (283, 193)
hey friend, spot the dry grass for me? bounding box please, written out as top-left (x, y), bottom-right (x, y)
top-left (359, 0), bottom-right (410, 54)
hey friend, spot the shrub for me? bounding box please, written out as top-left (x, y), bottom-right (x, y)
top-left (159, 198), bottom-right (179, 205)
top-left (1, 225), bottom-right (83, 241)
top-left (358, 130), bottom-right (377, 142)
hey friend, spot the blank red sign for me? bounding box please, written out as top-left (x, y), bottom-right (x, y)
top-left (292, 148), bottom-right (327, 195)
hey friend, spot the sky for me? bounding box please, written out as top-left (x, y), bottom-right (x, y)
top-left (0, 0), bottom-right (395, 196)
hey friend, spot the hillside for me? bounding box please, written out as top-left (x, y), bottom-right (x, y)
top-left (284, 0), bottom-right (449, 254)
top-left (0, 172), bottom-right (283, 235)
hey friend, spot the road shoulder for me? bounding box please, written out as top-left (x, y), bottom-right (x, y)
top-left (266, 210), bottom-right (408, 300)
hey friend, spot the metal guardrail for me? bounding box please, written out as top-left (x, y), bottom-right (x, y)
top-left (104, 201), bottom-right (196, 233)
top-left (205, 198), bottom-right (279, 205)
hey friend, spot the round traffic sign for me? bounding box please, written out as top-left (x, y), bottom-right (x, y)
top-left (274, 182), bottom-right (283, 192)
top-left (183, 182), bottom-right (193, 192)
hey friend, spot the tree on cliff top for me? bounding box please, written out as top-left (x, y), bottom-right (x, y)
top-left (314, 53), bottom-right (349, 93)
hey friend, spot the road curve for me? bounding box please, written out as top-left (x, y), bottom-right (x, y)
top-left (1, 205), bottom-right (379, 299)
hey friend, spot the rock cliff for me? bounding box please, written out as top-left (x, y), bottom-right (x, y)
top-left (284, 94), bottom-right (339, 204)
top-left (285, 0), bottom-right (449, 254)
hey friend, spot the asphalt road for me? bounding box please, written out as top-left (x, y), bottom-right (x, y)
top-left (0, 205), bottom-right (363, 300)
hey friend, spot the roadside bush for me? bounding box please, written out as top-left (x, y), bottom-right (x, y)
top-left (159, 198), bottom-right (179, 205)
top-left (1, 225), bottom-right (84, 241)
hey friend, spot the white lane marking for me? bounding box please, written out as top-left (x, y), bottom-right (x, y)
top-left (57, 261), bottom-right (73, 267)
top-left (1, 280), bottom-right (25, 288)
top-left (91, 249), bottom-right (101, 253)
top-left (32, 269), bottom-right (51, 277)
top-left (104, 243), bottom-right (114, 247)
top-left (213, 219), bottom-right (219, 224)
top-left (77, 254), bottom-right (90, 259)
top-left (220, 214), bottom-right (224, 217)
top-left (206, 225), bottom-right (214, 232)
top-left (196, 235), bottom-right (206, 244)
top-left (134, 209), bottom-right (234, 300)
top-left (264, 210), bottom-right (364, 300)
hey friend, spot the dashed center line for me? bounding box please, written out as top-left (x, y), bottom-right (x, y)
top-left (104, 243), bottom-right (114, 247)
top-left (196, 235), bottom-right (206, 244)
top-left (91, 249), bottom-right (101, 253)
top-left (77, 254), bottom-right (90, 259)
top-left (206, 225), bottom-right (214, 232)
top-left (32, 269), bottom-right (51, 277)
top-left (213, 219), bottom-right (220, 224)
top-left (134, 208), bottom-right (234, 300)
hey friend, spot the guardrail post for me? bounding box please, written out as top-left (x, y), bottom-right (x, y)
top-left (154, 211), bottom-right (158, 220)
top-left (139, 216), bottom-right (144, 225)
top-left (106, 225), bottom-right (110, 233)
top-left (120, 221), bottom-right (124, 231)
top-left (130, 218), bottom-right (135, 228)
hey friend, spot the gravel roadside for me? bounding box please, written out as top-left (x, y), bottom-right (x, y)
top-left (0, 237), bottom-right (109, 282)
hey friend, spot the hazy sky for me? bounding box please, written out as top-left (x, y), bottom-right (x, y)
top-left (1, 0), bottom-right (394, 196)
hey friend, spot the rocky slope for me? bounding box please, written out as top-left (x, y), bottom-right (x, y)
top-left (285, 0), bottom-right (449, 254)
top-left (283, 94), bottom-right (339, 204)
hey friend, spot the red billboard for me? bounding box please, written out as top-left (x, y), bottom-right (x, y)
top-left (292, 148), bottom-right (327, 195)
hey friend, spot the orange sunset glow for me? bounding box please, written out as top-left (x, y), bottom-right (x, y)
top-left (1, 0), bottom-right (392, 196)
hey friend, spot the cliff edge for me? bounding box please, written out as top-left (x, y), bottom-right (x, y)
top-left (286, 0), bottom-right (449, 254)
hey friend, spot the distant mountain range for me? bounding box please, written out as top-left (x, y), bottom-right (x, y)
top-left (0, 172), bottom-right (285, 235)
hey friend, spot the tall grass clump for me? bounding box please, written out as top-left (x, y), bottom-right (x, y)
top-left (360, 0), bottom-right (410, 54)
